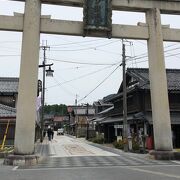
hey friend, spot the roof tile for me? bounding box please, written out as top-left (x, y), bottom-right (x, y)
top-left (0, 77), bottom-right (18, 93)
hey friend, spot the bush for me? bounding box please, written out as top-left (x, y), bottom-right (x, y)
top-left (89, 135), bottom-right (104, 144)
top-left (113, 138), bottom-right (140, 151)
top-left (132, 139), bottom-right (140, 151)
top-left (113, 140), bottom-right (124, 149)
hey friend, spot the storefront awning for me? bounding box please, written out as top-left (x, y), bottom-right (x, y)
top-left (101, 116), bottom-right (133, 124)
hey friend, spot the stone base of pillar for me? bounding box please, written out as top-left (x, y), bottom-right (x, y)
top-left (149, 150), bottom-right (180, 160)
top-left (3, 154), bottom-right (40, 166)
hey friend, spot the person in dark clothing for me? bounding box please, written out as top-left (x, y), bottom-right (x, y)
top-left (43, 130), bottom-right (46, 138)
top-left (47, 128), bottom-right (52, 141)
top-left (51, 128), bottom-right (54, 140)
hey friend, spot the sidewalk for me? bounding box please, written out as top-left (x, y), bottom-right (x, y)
top-left (35, 137), bottom-right (51, 157)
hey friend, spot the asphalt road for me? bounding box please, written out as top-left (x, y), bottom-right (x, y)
top-left (0, 134), bottom-right (180, 180)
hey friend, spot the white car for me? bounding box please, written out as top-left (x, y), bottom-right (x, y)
top-left (57, 128), bottom-right (64, 135)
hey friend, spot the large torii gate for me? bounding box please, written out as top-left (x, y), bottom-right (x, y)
top-left (2, 0), bottom-right (180, 159)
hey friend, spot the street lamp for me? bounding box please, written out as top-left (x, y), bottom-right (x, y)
top-left (39, 63), bottom-right (54, 143)
top-left (46, 66), bottom-right (54, 77)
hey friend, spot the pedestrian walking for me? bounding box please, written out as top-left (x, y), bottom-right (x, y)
top-left (51, 128), bottom-right (54, 140)
top-left (47, 127), bottom-right (52, 141)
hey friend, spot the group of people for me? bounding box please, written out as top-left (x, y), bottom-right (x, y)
top-left (43, 126), bottom-right (54, 141)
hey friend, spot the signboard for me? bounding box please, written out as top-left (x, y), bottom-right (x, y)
top-left (37, 79), bottom-right (42, 96)
top-left (114, 125), bottom-right (123, 129)
top-left (38, 80), bottom-right (42, 92)
top-left (83, 0), bottom-right (112, 38)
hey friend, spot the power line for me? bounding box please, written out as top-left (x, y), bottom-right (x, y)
top-left (51, 40), bottom-right (120, 49)
top-left (49, 39), bottom-right (106, 47)
top-left (0, 55), bottom-right (20, 57)
top-left (52, 77), bottom-right (77, 97)
top-left (50, 39), bottom-right (121, 56)
top-left (47, 64), bottom-right (117, 89)
top-left (78, 64), bottom-right (121, 102)
top-left (165, 52), bottom-right (180, 58)
top-left (127, 43), bottom-right (180, 63)
top-left (46, 57), bottom-right (119, 66)
top-left (127, 51), bottom-right (180, 67)
top-left (0, 41), bottom-right (21, 44)
top-left (55, 65), bottom-right (90, 71)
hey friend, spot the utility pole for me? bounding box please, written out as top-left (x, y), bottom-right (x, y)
top-left (122, 42), bottom-right (128, 152)
top-left (86, 103), bottom-right (89, 140)
top-left (75, 94), bottom-right (78, 137)
top-left (40, 42), bottom-right (50, 143)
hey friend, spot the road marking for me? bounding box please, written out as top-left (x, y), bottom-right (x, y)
top-left (12, 166), bottom-right (18, 171)
top-left (172, 161), bottom-right (180, 164)
top-left (124, 166), bottom-right (180, 179)
top-left (14, 164), bottom-right (180, 171)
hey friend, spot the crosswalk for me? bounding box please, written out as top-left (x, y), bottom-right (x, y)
top-left (22, 136), bottom-right (180, 170)
top-left (18, 155), bottom-right (178, 169)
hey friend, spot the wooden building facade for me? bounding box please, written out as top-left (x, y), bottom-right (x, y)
top-left (94, 68), bottom-right (180, 148)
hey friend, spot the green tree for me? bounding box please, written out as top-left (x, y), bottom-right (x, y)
top-left (44, 104), bottom-right (68, 115)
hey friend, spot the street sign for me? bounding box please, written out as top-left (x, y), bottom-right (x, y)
top-left (83, 0), bottom-right (112, 38)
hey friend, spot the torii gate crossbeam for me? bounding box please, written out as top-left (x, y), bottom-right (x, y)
top-left (12, 0), bottom-right (180, 14)
top-left (1, 14), bottom-right (180, 42)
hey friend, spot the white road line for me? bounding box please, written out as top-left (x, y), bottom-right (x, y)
top-left (124, 166), bottom-right (180, 179)
top-left (172, 161), bottom-right (180, 164)
top-left (12, 166), bottom-right (18, 171)
top-left (13, 164), bottom-right (180, 171)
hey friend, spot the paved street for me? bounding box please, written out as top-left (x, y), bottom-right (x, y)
top-left (0, 134), bottom-right (180, 180)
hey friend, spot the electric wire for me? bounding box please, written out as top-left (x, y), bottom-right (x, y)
top-left (49, 39), bottom-right (105, 47)
top-left (52, 77), bottom-right (77, 97)
top-left (47, 64), bottom-right (118, 89)
top-left (55, 65), bottom-right (90, 71)
top-left (50, 40), bottom-right (120, 49)
top-left (78, 64), bottom-right (121, 102)
top-left (50, 39), bottom-right (121, 56)
top-left (0, 55), bottom-right (20, 57)
top-left (127, 43), bottom-right (180, 63)
top-left (46, 57), bottom-right (119, 66)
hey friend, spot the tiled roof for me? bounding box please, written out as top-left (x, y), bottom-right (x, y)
top-left (93, 98), bottom-right (113, 106)
top-left (0, 104), bottom-right (16, 117)
top-left (0, 77), bottom-right (18, 93)
top-left (104, 68), bottom-right (180, 102)
top-left (98, 106), bottom-right (114, 115)
top-left (127, 68), bottom-right (180, 90)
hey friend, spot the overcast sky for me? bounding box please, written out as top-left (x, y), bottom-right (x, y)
top-left (0, 0), bottom-right (180, 105)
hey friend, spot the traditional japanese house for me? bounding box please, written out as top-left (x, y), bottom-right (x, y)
top-left (95, 68), bottom-right (180, 148)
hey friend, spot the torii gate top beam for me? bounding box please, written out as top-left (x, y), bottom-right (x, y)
top-left (11, 0), bottom-right (180, 14)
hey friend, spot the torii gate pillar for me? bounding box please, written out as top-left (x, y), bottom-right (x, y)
top-left (14, 0), bottom-right (41, 155)
top-left (146, 9), bottom-right (173, 154)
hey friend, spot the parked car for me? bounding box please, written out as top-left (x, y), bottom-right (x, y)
top-left (57, 128), bottom-right (64, 135)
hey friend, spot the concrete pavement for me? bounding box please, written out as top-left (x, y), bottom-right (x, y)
top-left (1, 134), bottom-right (180, 180)
top-left (28, 134), bottom-right (179, 170)
top-left (47, 133), bottom-right (119, 157)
